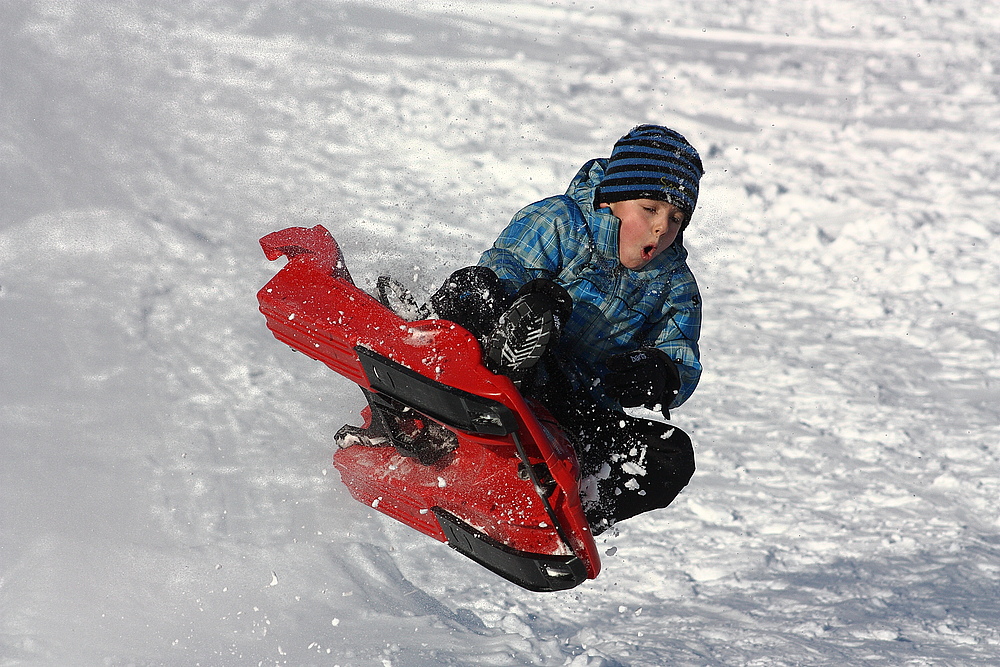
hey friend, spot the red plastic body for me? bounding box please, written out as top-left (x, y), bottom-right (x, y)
top-left (257, 225), bottom-right (600, 581)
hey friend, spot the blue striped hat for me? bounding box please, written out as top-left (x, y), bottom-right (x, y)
top-left (596, 125), bottom-right (704, 219)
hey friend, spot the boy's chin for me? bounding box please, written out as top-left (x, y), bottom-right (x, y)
top-left (620, 256), bottom-right (649, 270)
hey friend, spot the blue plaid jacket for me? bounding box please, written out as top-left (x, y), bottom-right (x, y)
top-left (478, 159), bottom-right (702, 411)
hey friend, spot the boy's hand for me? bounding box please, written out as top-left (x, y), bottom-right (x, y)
top-left (517, 278), bottom-right (573, 328)
top-left (604, 348), bottom-right (681, 418)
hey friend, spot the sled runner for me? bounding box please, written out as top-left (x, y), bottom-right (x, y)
top-left (257, 225), bottom-right (601, 591)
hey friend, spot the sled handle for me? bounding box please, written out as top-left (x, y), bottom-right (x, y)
top-left (259, 224), bottom-right (353, 284)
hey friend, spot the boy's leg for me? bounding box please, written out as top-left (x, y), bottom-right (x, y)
top-left (537, 379), bottom-right (695, 534)
top-left (577, 416), bottom-right (695, 532)
top-left (429, 266), bottom-right (511, 339)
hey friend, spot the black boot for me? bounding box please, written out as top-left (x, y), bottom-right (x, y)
top-left (375, 275), bottom-right (433, 320)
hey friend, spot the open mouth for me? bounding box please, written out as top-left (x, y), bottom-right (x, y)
top-left (641, 244), bottom-right (657, 261)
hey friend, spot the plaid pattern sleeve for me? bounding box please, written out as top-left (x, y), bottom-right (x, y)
top-left (645, 269), bottom-right (702, 407)
top-left (478, 196), bottom-right (581, 293)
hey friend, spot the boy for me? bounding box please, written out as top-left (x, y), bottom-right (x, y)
top-left (392, 125), bottom-right (703, 535)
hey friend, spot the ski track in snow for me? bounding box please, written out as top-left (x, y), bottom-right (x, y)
top-left (1, 1), bottom-right (998, 665)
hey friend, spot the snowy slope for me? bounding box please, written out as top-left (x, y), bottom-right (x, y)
top-left (1, 0), bottom-right (999, 665)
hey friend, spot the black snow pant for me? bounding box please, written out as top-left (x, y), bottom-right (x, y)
top-left (431, 267), bottom-right (696, 534)
top-left (531, 372), bottom-right (695, 534)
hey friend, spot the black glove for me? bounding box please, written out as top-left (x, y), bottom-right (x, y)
top-left (516, 278), bottom-right (573, 332)
top-left (604, 348), bottom-right (681, 418)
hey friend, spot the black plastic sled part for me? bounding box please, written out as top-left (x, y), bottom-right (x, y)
top-left (356, 346), bottom-right (519, 437)
top-left (433, 508), bottom-right (588, 592)
top-left (356, 346), bottom-right (589, 590)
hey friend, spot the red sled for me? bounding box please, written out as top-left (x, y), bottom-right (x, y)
top-left (257, 225), bottom-right (601, 591)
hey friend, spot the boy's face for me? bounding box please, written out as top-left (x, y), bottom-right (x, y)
top-left (600, 198), bottom-right (687, 270)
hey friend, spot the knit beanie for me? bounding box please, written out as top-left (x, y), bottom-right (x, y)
top-left (595, 125), bottom-right (704, 219)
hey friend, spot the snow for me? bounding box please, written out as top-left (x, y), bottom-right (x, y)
top-left (2, 0), bottom-right (999, 664)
